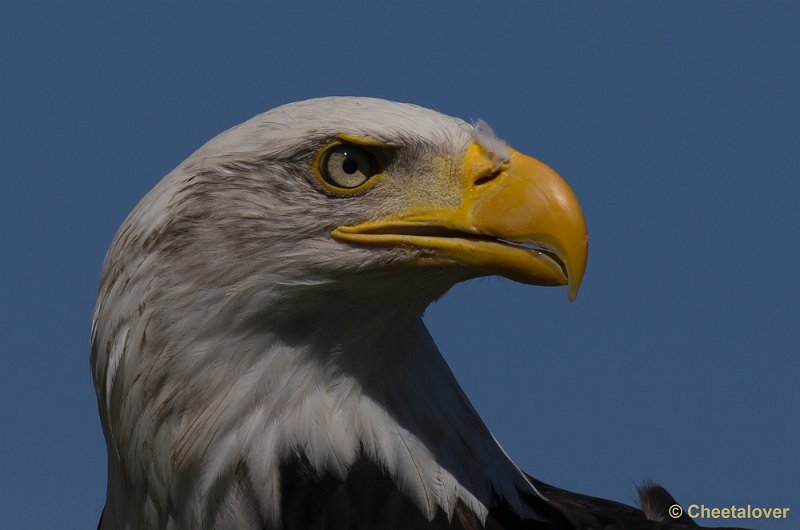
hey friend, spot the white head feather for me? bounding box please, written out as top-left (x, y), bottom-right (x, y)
top-left (91, 97), bottom-right (542, 529)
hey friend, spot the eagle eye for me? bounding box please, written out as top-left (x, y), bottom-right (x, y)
top-left (318, 144), bottom-right (379, 190)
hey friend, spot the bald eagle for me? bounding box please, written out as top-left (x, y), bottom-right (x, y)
top-left (91, 97), bottom-right (743, 529)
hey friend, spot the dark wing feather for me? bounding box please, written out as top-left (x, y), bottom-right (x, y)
top-left (277, 452), bottom-right (752, 530)
top-left (528, 475), bottom-right (752, 530)
top-left (280, 455), bottom-right (570, 530)
top-left (635, 481), bottom-right (695, 525)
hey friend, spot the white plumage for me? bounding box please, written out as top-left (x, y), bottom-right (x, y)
top-left (92, 97), bottom-right (696, 530)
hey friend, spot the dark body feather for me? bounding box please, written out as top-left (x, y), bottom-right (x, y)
top-left (277, 454), bottom-right (751, 530)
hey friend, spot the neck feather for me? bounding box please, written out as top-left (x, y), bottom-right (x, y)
top-left (102, 288), bottom-right (542, 527)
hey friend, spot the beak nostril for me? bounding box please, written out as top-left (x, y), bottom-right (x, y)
top-left (473, 169), bottom-right (502, 187)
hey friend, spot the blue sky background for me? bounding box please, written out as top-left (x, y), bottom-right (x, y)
top-left (2, 2), bottom-right (798, 529)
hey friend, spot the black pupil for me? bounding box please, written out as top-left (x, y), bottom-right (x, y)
top-left (342, 155), bottom-right (359, 174)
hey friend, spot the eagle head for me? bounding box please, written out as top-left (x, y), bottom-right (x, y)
top-left (91, 97), bottom-right (588, 529)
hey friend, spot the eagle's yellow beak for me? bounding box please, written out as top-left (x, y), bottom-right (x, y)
top-left (332, 143), bottom-right (588, 300)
